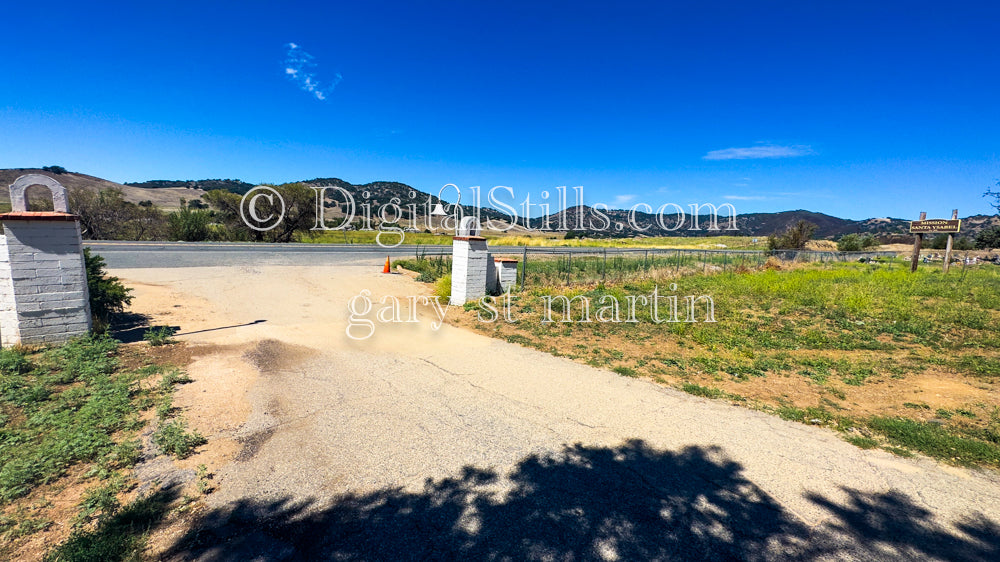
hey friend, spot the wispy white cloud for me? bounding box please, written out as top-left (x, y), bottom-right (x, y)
top-left (724, 194), bottom-right (767, 201)
top-left (284, 43), bottom-right (342, 101)
top-left (613, 194), bottom-right (636, 205)
top-left (703, 144), bottom-right (814, 161)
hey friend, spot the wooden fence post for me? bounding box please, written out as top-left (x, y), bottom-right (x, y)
top-left (943, 209), bottom-right (958, 273)
top-left (910, 211), bottom-right (926, 273)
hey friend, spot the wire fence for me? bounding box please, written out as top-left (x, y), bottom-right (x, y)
top-left (408, 245), bottom-right (900, 288)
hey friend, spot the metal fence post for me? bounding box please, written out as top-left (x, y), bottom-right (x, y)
top-left (520, 246), bottom-right (528, 289)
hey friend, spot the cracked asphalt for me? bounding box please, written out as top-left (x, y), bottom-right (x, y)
top-left (109, 261), bottom-right (1000, 560)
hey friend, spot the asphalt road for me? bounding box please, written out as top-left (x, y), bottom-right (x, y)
top-left (85, 241), bottom-right (452, 268)
top-left (85, 240), bottom-right (773, 269)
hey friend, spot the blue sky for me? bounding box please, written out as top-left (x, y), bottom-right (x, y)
top-left (1, 1), bottom-right (998, 219)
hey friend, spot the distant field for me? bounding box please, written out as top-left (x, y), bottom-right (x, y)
top-left (301, 230), bottom-right (769, 249)
top-left (437, 260), bottom-right (1000, 468)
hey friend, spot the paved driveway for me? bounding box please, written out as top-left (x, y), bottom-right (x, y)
top-left (110, 262), bottom-right (1000, 561)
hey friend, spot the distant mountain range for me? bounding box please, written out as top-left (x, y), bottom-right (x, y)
top-left (3, 168), bottom-right (996, 239)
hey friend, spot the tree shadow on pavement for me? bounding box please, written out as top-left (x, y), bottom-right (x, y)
top-left (162, 439), bottom-right (999, 561)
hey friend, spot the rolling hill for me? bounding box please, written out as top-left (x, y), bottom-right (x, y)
top-left (1, 168), bottom-right (995, 239)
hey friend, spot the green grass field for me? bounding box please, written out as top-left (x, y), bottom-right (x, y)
top-left (0, 336), bottom-right (203, 560)
top-left (444, 261), bottom-right (1000, 467)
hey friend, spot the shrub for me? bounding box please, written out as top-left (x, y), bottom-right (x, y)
top-left (167, 200), bottom-right (211, 241)
top-left (435, 274), bottom-right (452, 299)
top-left (0, 348), bottom-right (32, 375)
top-left (41, 165), bottom-right (68, 174)
top-left (768, 220), bottom-right (817, 250)
top-left (837, 233), bottom-right (880, 252)
top-left (954, 236), bottom-right (975, 251)
top-left (152, 420), bottom-right (205, 459)
top-left (976, 225), bottom-right (1000, 250)
top-left (84, 249), bottom-right (133, 332)
top-left (927, 234), bottom-right (949, 250)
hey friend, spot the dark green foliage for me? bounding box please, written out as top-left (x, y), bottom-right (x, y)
top-left (152, 420), bottom-right (205, 459)
top-left (167, 199), bottom-right (211, 241)
top-left (124, 178), bottom-right (256, 194)
top-left (0, 348), bottom-right (32, 376)
top-left (953, 237), bottom-right (975, 251)
top-left (836, 233), bottom-right (879, 252)
top-left (143, 326), bottom-right (177, 346)
top-left (681, 383), bottom-right (724, 399)
top-left (975, 225), bottom-right (1000, 250)
top-left (927, 234), bottom-right (950, 250)
top-left (41, 165), bottom-right (68, 174)
top-left (45, 490), bottom-right (173, 562)
top-left (84, 249), bottom-right (133, 332)
top-left (70, 187), bottom-right (168, 240)
top-left (768, 220), bottom-right (818, 250)
top-left (0, 336), bottom-right (141, 502)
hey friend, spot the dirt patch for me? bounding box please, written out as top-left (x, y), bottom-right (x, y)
top-left (242, 339), bottom-right (317, 374)
top-left (234, 428), bottom-right (277, 462)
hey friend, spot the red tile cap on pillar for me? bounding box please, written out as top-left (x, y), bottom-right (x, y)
top-left (0, 212), bottom-right (79, 221)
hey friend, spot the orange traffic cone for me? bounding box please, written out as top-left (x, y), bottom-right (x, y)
top-left (383, 256), bottom-right (391, 274)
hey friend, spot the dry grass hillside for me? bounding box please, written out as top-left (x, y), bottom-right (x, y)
top-left (0, 169), bottom-right (206, 211)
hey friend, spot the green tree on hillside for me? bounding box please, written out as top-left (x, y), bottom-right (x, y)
top-left (975, 226), bottom-right (1000, 250)
top-left (167, 199), bottom-right (211, 241)
top-left (837, 233), bottom-right (879, 252)
top-left (768, 220), bottom-right (818, 251)
top-left (202, 183), bottom-right (314, 242)
top-left (69, 187), bottom-right (168, 240)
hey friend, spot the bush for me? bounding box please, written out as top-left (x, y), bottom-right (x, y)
top-left (976, 226), bottom-right (1000, 250)
top-left (152, 420), bottom-right (205, 459)
top-left (954, 237), bottom-right (975, 251)
top-left (837, 233), bottom-right (879, 252)
top-left (84, 249), bottom-right (133, 332)
top-left (70, 187), bottom-right (168, 240)
top-left (435, 274), bottom-right (452, 300)
top-left (927, 234), bottom-right (949, 250)
top-left (41, 165), bottom-right (68, 174)
top-left (0, 348), bottom-right (32, 375)
top-left (167, 200), bottom-right (211, 241)
top-left (768, 220), bottom-right (817, 250)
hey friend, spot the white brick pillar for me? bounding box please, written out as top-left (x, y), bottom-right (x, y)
top-left (0, 175), bottom-right (92, 346)
top-left (450, 236), bottom-right (489, 305)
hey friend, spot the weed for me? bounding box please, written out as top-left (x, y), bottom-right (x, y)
top-left (143, 326), bottom-right (177, 346)
top-left (845, 435), bottom-right (879, 449)
top-left (865, 417), bottom-right (1000, 467)
top-left (196, 464), bottom-right (214, 495)
top-left (152, 420), bottom-right (205, 459)
top-left (681, 383), bottom-right (724, 399)
top-left (47, 490), bottom-right (173, 562)
top-left (612, 366), bottom-right (638, 378)
top-left (0, 348), bottom-right (32, 376)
